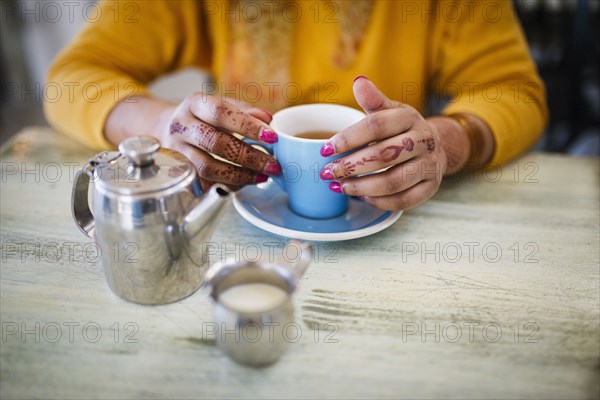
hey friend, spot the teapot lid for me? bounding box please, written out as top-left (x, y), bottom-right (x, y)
top-left (94, 136), bottom-right (195, 195)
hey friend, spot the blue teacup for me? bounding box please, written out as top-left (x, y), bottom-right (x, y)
top-left (257, 104), bottom-right (365, 219)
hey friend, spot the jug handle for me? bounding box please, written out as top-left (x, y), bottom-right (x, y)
top-left (285, 240), bottom-right (313, 280)
top-left (72, 165), bottom-right (95, 238)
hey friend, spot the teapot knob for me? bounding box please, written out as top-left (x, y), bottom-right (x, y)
top-left (119, 136), bottom-right (160, 167)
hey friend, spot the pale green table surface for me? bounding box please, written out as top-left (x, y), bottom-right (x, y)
top-left (1, 128), bottom-right (599, 399)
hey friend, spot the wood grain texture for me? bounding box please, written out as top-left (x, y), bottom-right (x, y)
top-left (1, 128), bottom-right (599, 399)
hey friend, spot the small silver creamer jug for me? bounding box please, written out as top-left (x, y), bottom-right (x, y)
top-left (71, 136), bottom-right (231, 305)
top-left (204, 241), bottom-right (312, 366)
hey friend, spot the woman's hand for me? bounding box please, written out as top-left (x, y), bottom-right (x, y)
top-left (106, 93), bottom-right (281, 192)
top-left (159, 93), bottom-right (282, 191)
top-left (319, 77), bottom-right (453, 211)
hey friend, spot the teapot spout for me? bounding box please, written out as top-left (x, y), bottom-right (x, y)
top-left (182, 184), bottom-right (231, 242)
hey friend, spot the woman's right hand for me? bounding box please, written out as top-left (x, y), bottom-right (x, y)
top-left (156, 93), bottom-right (281, 191)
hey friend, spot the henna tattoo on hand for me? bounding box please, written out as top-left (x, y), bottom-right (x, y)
top-left (330, 159), bottom-right (357, 177)
top-left (330, 137), bottom-right (416, 178)
top-left (169, 121), bottom-right (187, 135)
top-left (402, 137), bottom-right (414, 151)
top-left (196, 161), bottom-right (245, 184)
top-left (191, 124), bottom-right (220, 151)
top-left (418, 137), bottom-right (435, 153)
top-left (224, 139), bottom-right (244, 164)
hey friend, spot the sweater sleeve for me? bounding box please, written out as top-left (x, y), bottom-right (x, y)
top-left (432, 0), bottom-right (548, 165)
top-left (44, 0), bottom-right (210, 149)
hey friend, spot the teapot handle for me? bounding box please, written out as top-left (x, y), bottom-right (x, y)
top-left (72, 166), bottom-right (95, 238)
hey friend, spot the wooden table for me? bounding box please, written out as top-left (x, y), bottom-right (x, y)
top-left (1, 128), bottom-right (599, 399)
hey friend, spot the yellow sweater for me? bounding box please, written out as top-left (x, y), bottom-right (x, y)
top-left (45, 0), bottom-right (547, 165)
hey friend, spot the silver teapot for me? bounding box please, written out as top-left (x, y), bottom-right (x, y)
top-left (71, 136), bottom-right (231, 305)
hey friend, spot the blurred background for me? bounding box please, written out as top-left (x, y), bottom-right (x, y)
top-left (1, 0), bottom-right (599, 155)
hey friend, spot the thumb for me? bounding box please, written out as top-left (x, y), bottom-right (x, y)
top-left (353, 76), bottom-right (400, 114)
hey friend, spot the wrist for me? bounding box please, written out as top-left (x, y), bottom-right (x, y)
top-left (446, 113), bottom-right (494, 169)
top-left (154, 104), bottom-right (177, 140)
top-left (105, 96), bottom-right (176, 146)
top-left (427, 115), bottom-right (470, 175)
top-left (427, 113), bottom-right (495, 175)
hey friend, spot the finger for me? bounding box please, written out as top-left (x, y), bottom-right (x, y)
top-left (245, 107), bottom-right (273, 124)
top-left (198, 177), bottom-right (215, 194)
top-left (221, 96), bottom-right (252, 110)
top-left (321, 131), bottom-right (434, 179)
top-left (361, 180), bottom-right (439, 211)
top-left (336, 159), bottom-right (425, 197)
top-left (218, 96), bottom-right (272, 124)
top-left (169, 117), bottom-right (281, 175)
top-left (323, 106), bottom-right (425, 156)
top-left (187, 94), bottom-right (277, 143)
top-left (220, 97), bottom-right (270, 121)
top-left (198, 177), bottom-right (242, 194)
top-left (174, 142), bottom-right (269, 186)
top-left (353, 76), bottom-right (400, 114)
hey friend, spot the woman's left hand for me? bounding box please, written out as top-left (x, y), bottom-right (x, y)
top-left (319, 77), bottom-right (449, 211)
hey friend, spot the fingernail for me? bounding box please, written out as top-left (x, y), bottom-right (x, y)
top-left (259, 128), bottom-right (278, 144)
top-left (329, 181), bottom-right (343, 194)
top-left (264, 161), bottom-right (281, 175)
top-left (353, 75), bottom-right (368, 83)
top-left (254, 173), bottom-right (268, 184)
top-left (260, 108), bottom-right (273, 120)
top-left (320, 168), bottom-right (335, 180)
top-left (320, 142), bottom-right (335, 157)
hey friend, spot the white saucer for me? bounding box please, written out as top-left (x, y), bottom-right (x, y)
top-left (232, 181), bottom-right (402, 242)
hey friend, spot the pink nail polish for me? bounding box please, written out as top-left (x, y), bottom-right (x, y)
top-left (329, 181), bottom-right (343, 193)
top-left (320, 168), bottom-right (335, 180)
top-left (353, 75), bottom-right (368, 83)
top-left (259, 128), bottom-right (278, 144)
top-left (264, 161), bottom-right (281, 175)
top-left (320, 142), bottom-right (335, 157)
top-left (254, 173), bottom-right (268, 184)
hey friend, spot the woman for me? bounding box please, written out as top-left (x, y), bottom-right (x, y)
top-left (45, 0), bottom-right (547, 210)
